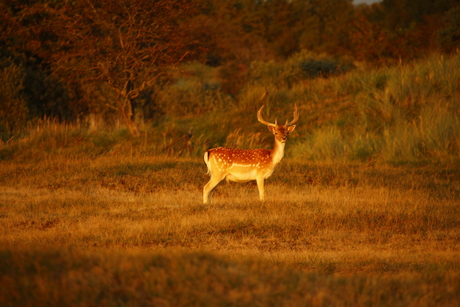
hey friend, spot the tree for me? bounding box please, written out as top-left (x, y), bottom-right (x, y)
top-left (0, 58), bottom-right (27, 134)
top-left (351, 13), bottom-right (402, 63)
top-left (295, 0), bottom-right (355, 56)
top-left (437, 6), bottom-right (460, 53)
top-left (25, 0), bottom-right (200, 137)
top-left (188, 0), bottom-right (273, 96)
top-left (246, 0), bottom-right (355, 58)
top-left (365, 0), bottom-right (460, 59)
top-left (189, 0), bottom-right (273, 66)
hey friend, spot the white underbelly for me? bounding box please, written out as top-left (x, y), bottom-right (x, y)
top-left (226, 170), bottom-right (257, 182)
top-left (225, 163), bottom-right (275, 182)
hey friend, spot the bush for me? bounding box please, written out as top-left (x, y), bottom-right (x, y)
top-left (291, 51), bottom-right (354, 79)
top-left (0, 58), bottom-right (28, 137)
top-left (154, 63), bottom-right (233, 116)
top-left (248, 50), bottom-right (354, 88)
top-left (437, 6), bottom-right (460, 53)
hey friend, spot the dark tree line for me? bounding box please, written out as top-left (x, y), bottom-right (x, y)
top-left (1, 0), bottom-right (459, 136)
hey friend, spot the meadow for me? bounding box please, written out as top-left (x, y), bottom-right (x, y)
top-left (1, 152), bottom-right (459, 306)
top-left (1, 54), bottom-right (460, 305)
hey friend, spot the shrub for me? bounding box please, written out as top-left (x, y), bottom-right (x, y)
top-left (248, 50), bottom-right (354, 88)
top-left (154, 63), bottom-right (233, 116)
top-left (0, 58), bottom-right (28, 137)
top-left (437, 6), bottom-right (460, 53)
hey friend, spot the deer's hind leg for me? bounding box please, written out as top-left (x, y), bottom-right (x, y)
top-left (203, 174), bottom-right (226, 204)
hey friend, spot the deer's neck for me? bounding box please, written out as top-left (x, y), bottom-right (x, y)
top-left (270, 139), bottom-right (286, 165)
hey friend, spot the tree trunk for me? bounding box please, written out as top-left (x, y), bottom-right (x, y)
top-left (118, 97), bottom-right (140, 138)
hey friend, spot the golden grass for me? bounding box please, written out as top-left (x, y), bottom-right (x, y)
top-left (1, 155), bottom-right (460, 305)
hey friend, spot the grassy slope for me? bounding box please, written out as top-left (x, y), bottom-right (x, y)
top-left (2, 54), bottom-right (459, 164)
top-left (171, 53), bottom-right (460, 163)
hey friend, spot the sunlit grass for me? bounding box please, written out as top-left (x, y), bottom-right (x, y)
top-left (1, 154), bottom-right (459, 305)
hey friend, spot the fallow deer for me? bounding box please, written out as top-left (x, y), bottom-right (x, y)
top-left (203, 104), bottom-right (299, 203)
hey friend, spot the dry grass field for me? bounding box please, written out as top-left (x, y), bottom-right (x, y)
top-left (1, 153), bottom-right (459, 306)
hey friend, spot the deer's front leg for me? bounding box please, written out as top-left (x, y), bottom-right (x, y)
top-left (256, 175), bottom-right (265, 201)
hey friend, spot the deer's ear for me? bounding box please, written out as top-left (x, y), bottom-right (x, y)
top-left (268, 126), bottom-right (276, 133)
top-left (288, 125), bottom-right (296, 132)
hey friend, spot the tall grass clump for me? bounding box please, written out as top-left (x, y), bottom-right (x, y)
top-left (381, 104), bottom-right (460, 162)
top-left (0, 118), bottom-right (152, 161)
top-left (356, 54), bottom-right (460, 163)
top-left (0, 58), bottom-right (27, 137)
top-left (289, 53), bottom-right (460, 163)
top-left (292, 126), bottom-right (347, 162)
